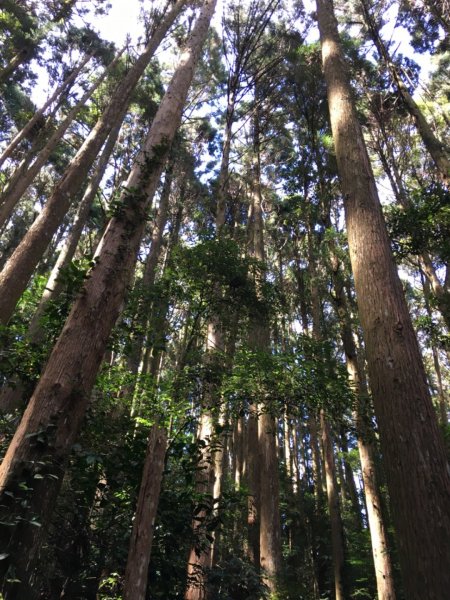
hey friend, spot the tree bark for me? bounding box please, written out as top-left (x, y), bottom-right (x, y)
top-left (308, 224), bottom-right (347, 600)
top-left (0, 54), bottom-right (92, 170)
top-left (32, 120), bottom-right (123, 336)
top-left (316, 0), bottom-right (450, 597)
top-left (0, 0), bottom-right (188, 325)
top-left (0, 2), bottom-right (216, 596)
top-left (360, 0), bottom-right (450, 182)
top-left (248, 108), bottom-right (282, 593)
top-left (123, 425), bottom-right (167, 600)
top-left (320, 411), bottom-right (346, 600)
top-left (329, 256), bottom-right (397, 600)
top-left (0, 49), bottom-right (124, 231)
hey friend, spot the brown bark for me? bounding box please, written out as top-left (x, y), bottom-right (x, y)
top-left (370, 118), bottom-right (450, 329)
top-left (0, 122), bottom-right (121, 414)
top-left (316, 0), bottom-right (450, 597)
top-left (125, 162), bottom-right (175, 380)
top-left (330, 257), bottom-right (397, 600)
top-left (308, 225), bottom-right (347, 600)
top-left (0, 3), bottom-right (216, 596)
top-left (185, 411), bottom-right (216, 600)
top-left (0, 0), bottom-right (188, 325)
top-left (420, 270), bottom-right (449, 425)
top-left (320, 411), bottom-right (346, 600)
top-left (247, 109), bottom-right (282, 592)
top-left (32, 120), bottom-right (123, 335)
top-left (360, 0), bottom-right (450, 182)
top-left (339, 429), bottom-right (363, 529)
top-left (123, 425), bottom-right (167, 600)
top-left (0, 55), bottom-right (92, 170)
top-left (0, 50), bottom-right (124, 232)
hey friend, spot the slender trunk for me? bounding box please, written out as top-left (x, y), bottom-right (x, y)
top-left (0, 122), bottom-right (121, 414)
top-left (419, 253), bottom-right (450, 329)
top-left (249, 109), bottom-right (282, 592)
top-left (337, 296), bottom-right (398, 600)
top-left (0, 50), bottom-right (123, 231)
top-left (308, 225), bottom-right (347, 599)
top-left (421, 270), bottom-right (449, 424)
top-left (185, 410), bottom-right (216, 600)
top-left (371, 100), bottom-right (450, 329)
top-left (31, 120), bottom-right (123, 337)
top-left (360, 0), bottom-right (450, 182)
top-left (0, 54), bottom-right (92, 170)
top-left (0, 47), bottom-right (32, 85)
top-left (0, 3), bottom-right (216, 596)
top-left (185, 59), bottom-right (240, 596)
top-left (123, 425), bottom-right (167, 600)
top-left (316, 1), bottom-right (450, 596)
top-left (0, 0), bottom-right (188, 325)
top-left (339, 429), bottom-right (363, 529)
top-left (126, 162), bottom-right (175, 377)
top-left (320, 411), bottom-right (346, 600)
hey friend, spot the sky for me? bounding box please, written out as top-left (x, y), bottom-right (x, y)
top-left (30, 0), bottom-right (436, 109)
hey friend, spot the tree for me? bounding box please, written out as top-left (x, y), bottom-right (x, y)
top-left (0, 0), bottom-right (189, 325)
top-left (315, 0), bottom-right (450, 597)
top-left (0, 1), bottom-right (217, 596)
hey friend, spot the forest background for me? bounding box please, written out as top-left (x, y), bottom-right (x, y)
top-left (0, 0), bottom-right (449, 599)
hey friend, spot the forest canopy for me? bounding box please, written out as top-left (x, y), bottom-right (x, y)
top-left (0, 0), bottom-right (449, 599)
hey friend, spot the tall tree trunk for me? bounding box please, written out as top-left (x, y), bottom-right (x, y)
top-left (316, 0), bottom-right (450, 597)
top-left (0, 3), bottom-right (217, 596)
top-left (320, 411), bottom-right (346, 600)
top-left (369, 118), bottom-right (450, 329)
top-left (0, 122), bottom-right (122, 414)
top-left (420, 269), bottom-right (449, 425)
top-left (123, 425), bottom-right (167, 600)
top-left (329, 255), bottom-right (397, 600)
top-left (248, 109), bottom-right (282, 593)
top-left (31, 120), bottom-right (123, 336)
top-left (360, 0), bottom-right (450, 182)
top-left (185, 406), bottom-right (216, 600)
top-left (308, 225), bottom-right (347, 600)
top-left (0, 49), bottom-right (124, 231)
top-left (185, 57), bottom-right (235, 595)
top-left (0, 0), bottom-right (188, 325)
top-left (126, 161), bottom-right (175, 378)
top-left (0, 54), bottom-right (92, 170)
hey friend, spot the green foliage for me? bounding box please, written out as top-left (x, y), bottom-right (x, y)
top-left (387, 183), bottom-right (450, 263)
top-left (224, 339), bottom-right (353, 423)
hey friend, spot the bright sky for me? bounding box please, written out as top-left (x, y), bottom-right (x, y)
top-left (86, 0), bottom-right (225, 45)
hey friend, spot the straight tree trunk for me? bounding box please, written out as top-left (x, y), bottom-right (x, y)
top-left (420, 270), bottom-right (449, 424)
top-left (248, 109), bottom-right (282, 592)
top-left (308, 225), bottom-right (347, 600)
top-left (0, 122), bottom-right (122, 414)
top-left (0, 0), bottom-right (188, 325)
top-left (185, 407), bottom-right (216, 600)
top-left (123, 425), bottom-right (167, 600)
top-left (0, 49), bottom-right (124, 231)
top-left (369, 118), bottom-right (450, 329)
top-left (30, 120), bottom-right (123, 337)
top-left (316, 0), bottom-right (450, 597)
top-left (126, 161), bottom-right (175, 378)
top-left (185, 61), bottom-right (235, 595)
top-left (360, 0), bottom-right (450, 182)
top-left (320, 410), bottom-right (346, 600)
top-left (329, 255), bottom-right (397, 600)
top-left (0, 3), bottom-right (216, 596)
top-left (0, 54), bottom-right (92, 170)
